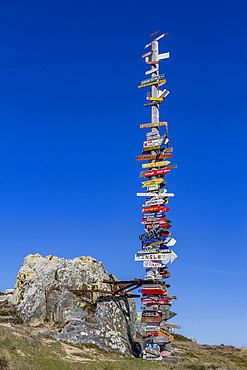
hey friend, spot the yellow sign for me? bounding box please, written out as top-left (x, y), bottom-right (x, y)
top-left (157, 329), bottom-right (174, 342)
top-left (142, 241), bottom-right (162, 247)
top-left (142, 161), bottom-right (171, 169)
top-left (143, 145), bottom-right (160, 152)
top-left (148, 97), bottom-right (164, 101)
top-left (142, 178), bottom-right (164, 187)
top-left (138, 78), bottom-right (166, 89)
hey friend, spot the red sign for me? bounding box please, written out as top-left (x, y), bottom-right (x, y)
top-left (144, 168), bottom-right (171, 178)
top-left (145, 223), bottom-right (171, 230)
top-left (141, 288), bottom-right (164, 295)
top-left (146, 331), bottom-right (158, 336)
top-left (142, 206), bottom-right (169, 213)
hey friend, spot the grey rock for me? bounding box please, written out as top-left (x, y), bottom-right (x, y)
top-left (189, 336), bottom-right (197, 343)
top-left (10, 253), bottom-right (139, 356)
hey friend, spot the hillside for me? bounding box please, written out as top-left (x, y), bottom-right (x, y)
top-left (0, 316), bottom-right (246, 370)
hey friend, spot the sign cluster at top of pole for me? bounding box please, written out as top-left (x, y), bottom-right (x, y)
top-left (135, 31), bottom-right (180, 361)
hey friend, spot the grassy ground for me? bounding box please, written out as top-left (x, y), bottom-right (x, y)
top-left (0, 325), bottom-right (246, 370)
top-left (0, 302), bottom-right (246, 370)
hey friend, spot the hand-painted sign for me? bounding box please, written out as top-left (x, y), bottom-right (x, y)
top-left (137, 192), bottom-right (160, 197)
top-left (143, 261), bottom-right (163, 267)
top-left (138, 78), bottom-right (166, 89)
top-left (142, 145), bottom-right (161, 152)
top-left (144, 168), bottom-right (171, 177)
top-left (139, 227), bottom-right (171, 240)
top-left (141, 316), bottom-right (162, 324)
top-left (142, 198), bottom-right (165, 207)
top-left (142, 160), bottom-right (171, 169)
top-left (147, 184), bottom-right (159, 191)
top-left (135, 253), bottom-right (171, 261)
top-left (141, 74), bottom-right (164, 86)
top-left (143, 137), bottom-right (168, 148)
top-left (142, 312), bottom-right (159, 318)
top-left (145, 325), bottom-right (160, 332)
top-left (145, 331), bottom-right (158, 336)
top-left (142, 178), bottom-right (165, 187)
top-left (145, 223), bottom-right (171, 230)
top-left (142, 206), bottom-right (169, 213)
top-left (140, 121), bottom-right (168, 129)
top-left (142, 212), bottom-right (167, 218)
top-left (137, 153), bottom-right (172, 161)
top-left (141, 217), bottom-right (169, 223)
top-left (142, 236), bottom-right (171, 245)
top-left (141, 288), bottom-right (165, 295)
top-left (141, 297), bottom-right (167, 305)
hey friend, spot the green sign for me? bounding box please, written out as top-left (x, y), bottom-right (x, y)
top-left (141, 74), bottom-right (164, 85)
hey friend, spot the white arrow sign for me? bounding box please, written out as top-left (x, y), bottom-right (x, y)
top-left (159, 89), bottom-right (170, 98)
top-left (161, 250), bottom-right (178, 265)
top-left (135, 252), bottom-right (173, 261)
top-left (158, 52), bottom-right (170, 60)
top-left (145, 67), bottom-right (158, 75)
top-left (164, 238), bottom-right (177, 247)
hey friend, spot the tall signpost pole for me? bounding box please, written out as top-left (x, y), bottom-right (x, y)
top-left (135, 32), bottom-right (180, 362)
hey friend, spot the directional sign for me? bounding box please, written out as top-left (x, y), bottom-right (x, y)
top-left (137, 192), bottom-right (160, 197)
top-left (141, 217), bottom-right (169, 223)
top-left (140, 121), bottom-right (168, 129)
top-left (144, 100), bottom-right (166, 107)
top-left (158, 80), bottom-right (167, 88)
top-left (147, 184), bottom-right (159, 191)
top-left (142, 288), bottom-right (165, 295)
top-left (165, 238), bottom-right (177, 247)
top-left (141, 74), bottom-right (164, 86)
top-left (142, 51), bottom-right (152, 58)
top-left (141, 297), bottom-right (167, 305)
top-left (143, 199), bottom-right (165, 207)
top-left (141, 316), bottom-right (162, 324)
top-left (142, 161), bottom-right (171, 169)
top-left (143, 138), bottom-right (169, 148)
top-left (145, 331), bottom-right (158, 336)
top-left (147, 97), bottom-right (164, 101)
top-left (145, 223), bottom-right (171, 230)
top-left (144, 168), bottom-right (171, 177)
top-left (158, 52), bottom-right (170, 60)
top-left (159, 89), bottom-right (170, 98)
top-left (145, 325), bottom-right (160, 332)
top-left (142, 178), bottom-right (165, 187)
top-left (142, 212), bottom-right (167, 219)
top-left (142, 145), bottom-right (161, 152)
top-left (146, 60), bottom-right (159, 65)
top-left (145, 67), bottom-right (158, 75)
top-left (142, 206), bottom-right (169, 213)
top-left (153, 336), bottom-right (169, 345)
top-left (143, 261), bottom-right (164, 267)
top-left (142, 236), bottom-right (171, 245)
top-left (137, 153), bottom-right (172, 161)
top-left (138, 78), bottom-right (166, 89)
top-left (161, 250), bottom-right (178, 264)
top-left (135, 253), bottom-right (171, 261)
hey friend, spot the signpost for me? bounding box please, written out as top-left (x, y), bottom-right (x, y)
top-left (134, 31), bottom-right (179, 361)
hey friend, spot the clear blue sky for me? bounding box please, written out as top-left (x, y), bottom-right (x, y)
top-left (0, 0), bottom-right (246, 348)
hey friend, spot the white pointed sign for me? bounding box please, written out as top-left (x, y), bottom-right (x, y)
top-left (145, 67), bottom-right (158, 75)
top-left (161, 250), bottom-right (178, 264)
top-left (164, 238), bottom-right (177, 247)
top-left (159, 89), bottom-right (170, 98)
top-left (158, 52), bottom-right (170, 60)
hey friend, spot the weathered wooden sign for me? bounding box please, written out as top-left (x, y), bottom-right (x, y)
top-left (142, 160), bottom-right (171, 169)
top-left (144, 168), bottom-right (171, 177)
top-left (138, 78), bottom-right (166, 89)
top-left (140, 121), bottom-right (168, 129)
top-left (137, 152), bottom-right (172, 161)
top-left (141, 316), bottom-right (162, 324)
top-left (153, 336), bottom-right (169, 344)
top-left (144, 100), bottom-right (165, 107)
top-left (158, 329), bottom-right (174, 342)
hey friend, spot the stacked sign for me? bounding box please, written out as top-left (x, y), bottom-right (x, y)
top-left (135, 32), bottom-right (179, 361)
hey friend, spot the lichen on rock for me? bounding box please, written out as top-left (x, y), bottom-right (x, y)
top-left (9, 254), bottom-right (140, 356)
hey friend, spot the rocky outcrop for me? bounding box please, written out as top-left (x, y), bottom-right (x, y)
top-left (9, 254), bottom-right (139, 356)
